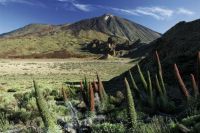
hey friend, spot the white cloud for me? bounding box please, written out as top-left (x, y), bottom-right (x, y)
top-left (135, 7), bottom-right (174, 20)
top-left (109, 7), bottom-right (139, 16)
top-left (0, 0), bottom-right (45, 7)
top-left (1, 0), bottom-right (195, 20)
top-left (57, 0), bottom-right (75, 2)
top-left (98, 6), bottom-right (174, 20)
top-left (177, 8), bottom-right (194, 15)
top-left (57, 0), bottom-right (92, 12)
top-left (57, 1), bottom-right (195, 20)
top-left (0, 0), bottom-right (31, 5)
top-left (106, 6), bottom-right (194, 20)
top-left (73, 3), bottom-right (91, 12)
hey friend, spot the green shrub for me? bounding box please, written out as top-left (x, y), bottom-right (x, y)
top-left (132, 117), bottom-right (171, 133)
top-left (129, 70), bottom-right (139, 92)
top-left (155, 51), bottom-right (167, 97)
top-left (181, 114), bottom-right (200, 126)
top-left (124, 78), bottom-right (137, 128)
top-left (97, 73), bottom-right (109, 109)
top-left (0, 112), bottom-right (10, 132)
top-left (92, 122), bottom-right (125, 133)
top-left (50, 89), bottom-right (59, 97)
top-left (33, 80), bottom-right (61, 133)
top-left (13, 92), bottom-right (33, 109)
top-left (147, 71), bottom-right (154, 109)
top-left (10, 109), bottom-right (33, 124)
top-left (136, 64), bottom-right (147, 91)
top-left (109, 108), bottom-right (127, 122)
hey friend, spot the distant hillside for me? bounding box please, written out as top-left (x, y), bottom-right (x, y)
top-left (109, 19), bottom-right (200, 97)
top-left (0, 24), bottom-right (57, 38)
top-left (0, 14), bottom-right (160, 58)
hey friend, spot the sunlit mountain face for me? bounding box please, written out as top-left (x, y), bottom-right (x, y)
top-left (0, 13), bottom-right (160, 58)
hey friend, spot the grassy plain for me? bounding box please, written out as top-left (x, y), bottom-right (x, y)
top-left (0, 58), bottom-right (134, 94)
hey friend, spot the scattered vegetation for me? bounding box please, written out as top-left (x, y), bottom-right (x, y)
top-left (0, 51), bottom-right (200, 132)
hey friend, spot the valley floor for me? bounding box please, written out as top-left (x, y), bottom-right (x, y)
top-left (0, 58), bottom-right (134, 93)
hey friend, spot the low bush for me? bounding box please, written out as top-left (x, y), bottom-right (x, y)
top-left (92, 122), bottom-right (125, 133)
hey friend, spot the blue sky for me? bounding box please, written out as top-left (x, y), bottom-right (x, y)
top-left (0, 0), bottom-right (199, 34)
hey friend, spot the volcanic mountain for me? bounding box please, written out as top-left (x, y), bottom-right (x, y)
top-left (0, 14), bottom-right (160, 58)
top-left (65, 14), bottom-right (160, 42)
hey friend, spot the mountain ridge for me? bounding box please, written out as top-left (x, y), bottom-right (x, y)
top-left (0, 14), bottom-right (161, 58)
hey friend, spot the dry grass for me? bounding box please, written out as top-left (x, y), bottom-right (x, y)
top-left (0, 58), bottom-right (134, 94)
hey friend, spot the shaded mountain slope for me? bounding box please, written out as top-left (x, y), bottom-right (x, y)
top-left (108, 19), bottom-right (200, 97)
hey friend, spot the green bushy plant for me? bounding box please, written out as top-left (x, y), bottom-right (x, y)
top-left (132, 117), bottom-right (171, 133)
top-left (13, 92), bottom-right (34, 109)
top-left (147, 71), bottom-right (154, 109)
top-left (96, 73), bottom-right (110, 111)
top-left (92, 122), bottom-right (125, 133)
top-left (0, 112), bottom-right (10, 132)
top-left (124, 78), bottom-right (137, 128)
top-left (181, 114), bottom-right (200, 126)
top-left (136, 64), bottom-right (148, 91)
top-left (33, 80), bottom-right (61, 133)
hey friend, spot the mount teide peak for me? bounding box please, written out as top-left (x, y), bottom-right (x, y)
top-left (0, 14), bottom-right (161, 58)
top-left (65, 13), bottom-right (161, 42)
